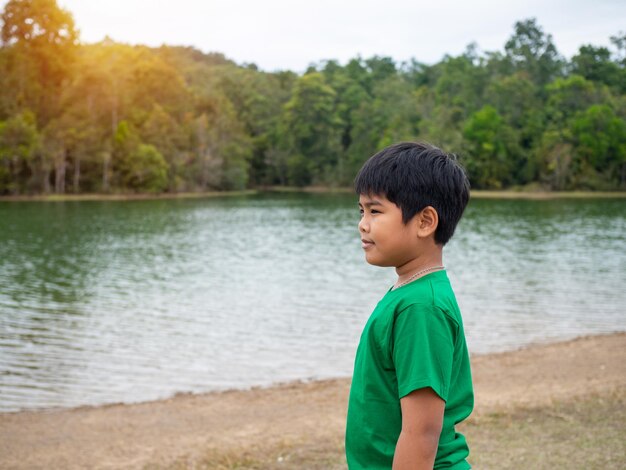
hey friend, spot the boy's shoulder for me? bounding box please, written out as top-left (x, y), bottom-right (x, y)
top-left (365, 272), bottom-right (462, 340)
top-left (383, 271), bottom-right (462, 325)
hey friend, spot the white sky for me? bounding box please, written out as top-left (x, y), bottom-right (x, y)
top-left (3, 0), bottom-right (624, 72)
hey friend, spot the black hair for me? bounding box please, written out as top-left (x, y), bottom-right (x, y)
top-left (354, 141), bottom-right (470, 245)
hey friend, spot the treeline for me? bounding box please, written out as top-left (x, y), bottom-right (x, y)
top-left (1, 0), bottom-right (625, 195)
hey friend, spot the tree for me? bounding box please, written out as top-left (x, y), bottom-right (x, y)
top-left (571, 105), bottom-right (626, 188)
top-left (215, 65), bottom-right (292, 185)
top-left (364, 56), bottom-right (397, 91)
top-left (191, 113), bottom-right (222, 190)
top-left (610, 32), bottom-right (626, 66)
top-left (56, 51), bottom-right (118, 193)
top-left (1, 0), bottom-right (78, 126)
top-left (485, 73), bottom-right (538, 127)
top-left (320, 60), bottom-right (368, 151)
top-left (80, 41), bottom-right (143, 192)
top-left (414, 85), bottom-right (465, 157)
top-left (279, 72), bottom-right (343, 185)
top-left (545, 75), bottom-right (605, 125)
top-left (0, 110), bottom-right (39, 194)
top-left (504, 18), bottom-right (563, 87)
top-left (189, 97), bottom-right (252, 191)
top-left (2, 1), bottom-right (625, 194)
top-left (41, 115), bottom-right (71, 194)
top-left (535, 129), bottom-right (574, 190)
top-left (463, 106), bottom-right (520, 188)
top-left (432, 54), bottom-right (488, 114)
top-left (140, 103), bottom-right (187, 190)
top-left (318, 60), bottom-right (371, 182)
top-left (119, 144), bottom-right (169, 192)
top-left (128, 51), bottom-right (190, 118)
top-left (572, 45), bottom-right (622, 91)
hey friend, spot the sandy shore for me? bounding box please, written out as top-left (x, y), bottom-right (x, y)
top-left (1, 333), bottom-right (625, 469)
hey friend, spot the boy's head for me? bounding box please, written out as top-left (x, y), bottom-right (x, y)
top-left (355, 142), bottom-right (470, 246)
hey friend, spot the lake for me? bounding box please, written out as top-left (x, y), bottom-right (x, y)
top-left (1, 192), bottom-right (625, 412)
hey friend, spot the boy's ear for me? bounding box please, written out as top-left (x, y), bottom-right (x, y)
top-left (415, 206), bottom-right (438, 238)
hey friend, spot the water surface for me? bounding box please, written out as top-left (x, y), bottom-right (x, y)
top-left (0, 193), bottom-right (624, 411)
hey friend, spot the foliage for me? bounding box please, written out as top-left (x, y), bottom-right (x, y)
top-left (504, 18), bottom-right (563, 88)
top-left (120, 144), bottom-right (169, 192)
top-left (278, 72), bottom-right (343, 185)
top-left (0, 2), bottom-right (624, 194)
top-left (571, 105), bottom-right (626, 188)
top-left (0, 110), bottom-right (39, 193)
top-left (463, 106), bottom-right (520, 188)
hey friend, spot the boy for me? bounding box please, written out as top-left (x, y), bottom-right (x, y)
top-left (345, 142), bottom-right (473, 469)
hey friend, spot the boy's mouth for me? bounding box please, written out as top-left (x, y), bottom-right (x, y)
top-left (361, 238), bottom-right (375, 249)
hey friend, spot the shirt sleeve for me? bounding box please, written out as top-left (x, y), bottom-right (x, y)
top-left (392, 303), bottom-right (457, 401)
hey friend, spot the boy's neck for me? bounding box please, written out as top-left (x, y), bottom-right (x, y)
top-left (395, 247), bottom-right (444, 282)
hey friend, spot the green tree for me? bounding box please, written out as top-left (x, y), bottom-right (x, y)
top-left (215, 65), bottom-right (292, 185)
top-left (545, 75), bottom-right (604, 123)
top-left (504, 18), bottom-right (563, 87)
top-left (1, 0), bottom-right (78, 126)
top-left (535, 129), bottom-right (574, 190)
top-left (363, 56), bottom-right (397, 92)
top-left (112, 120), bottom-right (140, 189)
top-left (571, 104), bottom-right (626, 188)
top-left (485, 73), bottom-right (538, 128)
top-left (485, 72), bottom-right (544, 159)
top-left (610, 32), bottom-right (626, 66)
top-left (320, 59), bottom-right (369, 153)
top-left (119, 143), bottom-right (169, 192)
top-left (41, 115), bottom-right (72, 194)
top-left (279, 72), bottom-right (343, 185)
top-left (0, 110), bottom-right (39, 194)
top-left (189, 99), bottom-right (252, 191)
top-left (81, 41), bottom-right (144, 191)
top-left (431, 53), bottom-right (488, 114)
top-left (128, 51), bottom-right (190, 119)
top-left (414, 86), bottom-right (465, 157)
top-left (463, 106), bottom-right (520, 188)
top-left (56, 52), bottom-right (118, 193)
top-left (140, 103), bottom-right (187, 190)
top-left (572, 45), bottom-right (622, 91)
top-left (2, 1), bottom-right (625, 195)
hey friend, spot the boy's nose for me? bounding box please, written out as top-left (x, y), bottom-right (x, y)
top-left (358, 218), bottom-right (369, 233)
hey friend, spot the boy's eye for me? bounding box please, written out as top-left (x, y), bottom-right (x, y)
top-left (371, 209), bottom-right (380, 214)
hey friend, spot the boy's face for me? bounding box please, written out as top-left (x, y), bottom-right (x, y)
top-left (358, 193), bottom-right (422, 268)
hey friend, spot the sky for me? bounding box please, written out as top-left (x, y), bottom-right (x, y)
top-left (3, 0), bottom-right (625, 72)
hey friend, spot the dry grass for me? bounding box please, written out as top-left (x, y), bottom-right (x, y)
top-left (145, 435), bottom-right (346, 470)
top-left (146, 389), bottom-right (625, 470)
top-left (464, 389), bottom-right (626, 469)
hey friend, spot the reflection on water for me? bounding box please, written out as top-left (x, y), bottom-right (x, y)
top-left (1, 194), bottom-right (625, 411)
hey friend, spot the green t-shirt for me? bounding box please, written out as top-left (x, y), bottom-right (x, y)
top-left (345, 270), bottom-right (473, 469)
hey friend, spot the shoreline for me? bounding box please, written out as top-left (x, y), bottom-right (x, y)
top-left (1, 187), bottom-right (625, 202)
top-left (3, 331), bottom-right (623, 416)
top-left (1, 332), bottom-right (624, 469)
top-left (0, 189), bottom-right (259, 202)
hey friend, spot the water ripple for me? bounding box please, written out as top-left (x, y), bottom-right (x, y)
top-left (0, 195), bottom-right (624, 411)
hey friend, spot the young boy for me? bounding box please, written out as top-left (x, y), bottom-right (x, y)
top-left (345, 142), bottom-right (473, 469)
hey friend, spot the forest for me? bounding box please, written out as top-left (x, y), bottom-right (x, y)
top-left (1, 0), bottom-right (625, 195)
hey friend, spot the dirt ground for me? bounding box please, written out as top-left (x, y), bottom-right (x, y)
top-left (1, 333), bottom-right (625, 469)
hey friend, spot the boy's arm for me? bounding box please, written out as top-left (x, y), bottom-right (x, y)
top-left (392, 387), bottom-right (445, 470)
